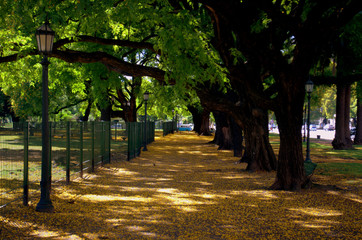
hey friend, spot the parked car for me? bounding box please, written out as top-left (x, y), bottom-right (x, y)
top-left (351, 127), bottom-right (356, 136)
top-left (111, 123), bottom-right (123, 129)
top-left (178, 124), bottom-right (193, 131)
top-left (323, 124), bottom-right (335, 131)
top-left (310, 124), bottom-right (317, 131)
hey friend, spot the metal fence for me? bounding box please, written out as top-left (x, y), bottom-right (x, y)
top-left (0, 120), bottom-right (154, 209)
top-left (127, 121), bottom-right (155, 160)
top-left (162, 121), bottom-right (177, 136)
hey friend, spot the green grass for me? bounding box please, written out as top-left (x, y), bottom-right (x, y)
top-left (269, 133), bottom-right (362, 177)
top-left (269, 133), bottom-right (362, 159)
top-left (316, 162), bottom-right (362, 177)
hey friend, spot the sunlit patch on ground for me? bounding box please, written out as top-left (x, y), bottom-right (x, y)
top-left (230, 190), bottom-right (279, 199)
top-left (288, 207), bottom-right (343, 217)
top-left (1, 132), bottom-right (361, 239)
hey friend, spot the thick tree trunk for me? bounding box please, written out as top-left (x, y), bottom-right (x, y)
top-left (332, 83), bottom-right (353, 149)
top-left (241, 108), bottom-right (276, 171)
top-left (210, 111), bottom-right (233, 150)
top-left (199, 109), bottom-right (212, 136)
top-left (272, 121), bottom-right (305, 190)
top-left (209, 111), bottom-right (222, 145)
top-left (230, 118), bottom-right (243, 157)
top-left (188, 105), bottom-right (201, 133)
top-left (354, 98), bottom-right (362, 145)
top-left (198, 91), bottom-right (275, 171)
top-left (100, 104), bottom-right (111, 121)
top-left (188, 104), bottom-right (211, 135)
top-left (271, 78), bottom-right (306, 190)
top-left (126, 98), bottom-right (137, 122)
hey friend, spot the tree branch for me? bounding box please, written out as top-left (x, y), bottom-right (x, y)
top-left (54, 35), bottom-right (158, 53)
top-left (51, 49), bottom-right (169, 83)
top-left (51, 98), bottom-right (88, 115)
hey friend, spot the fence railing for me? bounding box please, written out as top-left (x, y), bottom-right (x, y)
top-left (127, 121), bottom-right (155, 161)
top-left (162, 121), bottom-right (177, 136)
top-left (0, 120), bottom-right (154, 209)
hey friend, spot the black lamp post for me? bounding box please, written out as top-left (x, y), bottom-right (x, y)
top-left (172, 109), bottom-right (175, 133)
top-left (303, 105), bottom-right (306, 142)
top-left (304, 77), bottom-right (317, 176)
top-left (305, 78), bottom-right (314, 161)
top-left (143, 91), bottom-right (149, 151)
top-left (35, 21), bottom-right (55, 213)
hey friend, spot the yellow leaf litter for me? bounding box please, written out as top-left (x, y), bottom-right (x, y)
top-left (0, 132), bottom-right (361, 239)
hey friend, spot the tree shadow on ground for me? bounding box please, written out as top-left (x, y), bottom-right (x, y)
top-left (1, 132), bottom-right (361, 239)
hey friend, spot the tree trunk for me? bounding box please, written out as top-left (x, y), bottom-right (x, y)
top-left (100, 104), bottom-right (111, 121)
top-left (240, 108), bottom-right (276, 172)
top-left (354, 98), bottom-right (362, 145)
top-left (199, 109), bottom-right (212, 136)
top-left (209, 111), bottom-right (233, 149)
top-left (271, 78), bottom-right (306, 191)
top-left (198, 92), bottom-right (275, 171)
top-left (127, 98), bottom-right (137, 122)
top-left (272, 121), bottom-right (305, 190)
top-left (187, 105), bottom-right (201, 133)
top-left (80, 99), bottom-right (93, 122)
top-left (230, 117), bottom-right (243, 157)
top-left (209, 111), bottom-right (222, 145)
top-left (332, 82), bottom-right (353, 149)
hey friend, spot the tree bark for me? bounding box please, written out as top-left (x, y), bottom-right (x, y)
top-left (230, 117), bottom-right (243, 157)
top-left (187, 105), bottom-right (200, 133)
top-left (210, 111), bottom-right (234, 150)
top-left (80, 99), bottom-right (93, 122)
top-left (209, 111), bottom-right (222, 145)
top-left (241, 108), bottom-right (276, 172)
top-left (271, 79), bottom-right (306, 190)
top-left (100, 103), bottom-right (112, 121)
top-left (199, 109), bottom-right (212, 136)
top-left (332, 82), bottom-right (353, 149)
top-left (197, 86), bottom-right (275, 171)
top-left (188, 104), bottom-right (212, 135)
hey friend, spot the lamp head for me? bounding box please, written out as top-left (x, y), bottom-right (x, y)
top-left (143, 91), bottom-right (150, 101)
top-left (36, 21), bottom-right (55, 54)
top-left (305, 78), bottom-right (314, 94)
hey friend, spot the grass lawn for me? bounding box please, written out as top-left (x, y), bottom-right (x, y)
top-left (269, 133), bottom-right (362, 178)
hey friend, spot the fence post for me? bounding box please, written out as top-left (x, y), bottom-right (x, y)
top-left (152, 122), bottom-right (155, 142)
top-left (114, 122), bottom-right (117, 142)
top-left (127, 122), bottom-right (130, 161)
top-left (108, 121), bottom-right (111, 163)
top-left (23, 122), bottom-right (29, 206)
top-left (138, 122), bottom-right (142, 156)
top-left (101, 122), bottom-right (105, 164)
top-left (80, 122), bottom-right (83, 178)
top-left (91, 121), bottom-right (95, 172)
top-left (66, 121), bottom-right (70, 184)
top-left (49, 122), bottom-right (52, 191)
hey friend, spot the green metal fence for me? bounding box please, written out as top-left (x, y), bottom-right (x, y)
top-left (0, 120), bottom-right (154, 209)
top-left (127, 121), bottom-right (155, 161)
top-left (0, 123), bottom-right (25, 208)
top-left (162, 121), bottom-right (177, 136)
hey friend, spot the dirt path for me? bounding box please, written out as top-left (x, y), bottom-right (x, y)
top-left (1, 132), bottom-right (361, 239)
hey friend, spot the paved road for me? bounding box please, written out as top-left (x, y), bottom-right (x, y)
top-left (271, 129), bottom-right (336, 140)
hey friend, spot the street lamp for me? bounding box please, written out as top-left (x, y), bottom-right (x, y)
top-left (143, 91), bottom-right (150, 151)
top-left (172, 109), bottom-right (175, 133)
top-left (35, 21), bottom-right (55, 212)
top-left (304, 77), bottom-right (317, 176)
